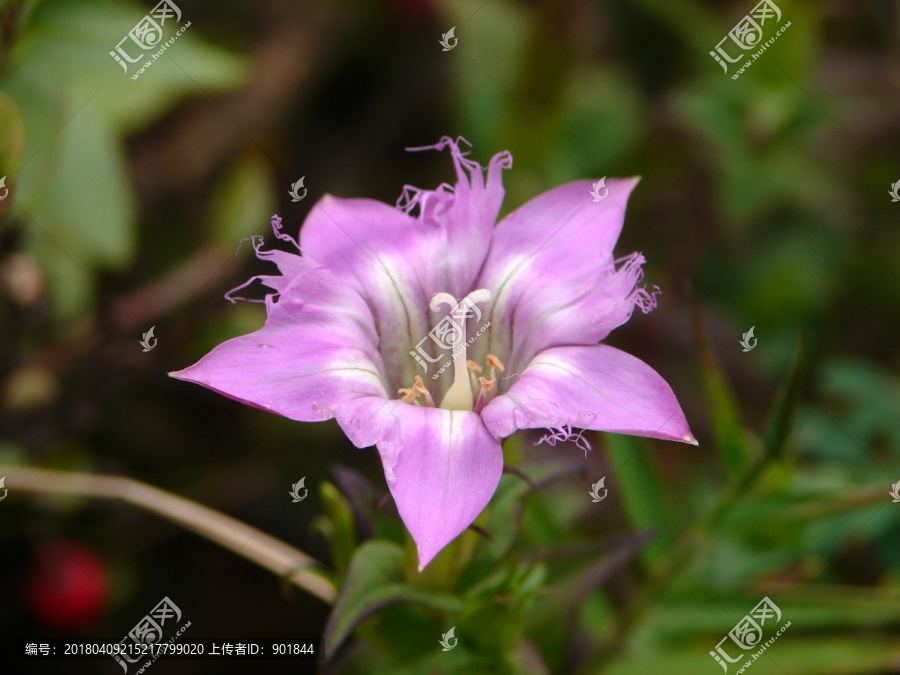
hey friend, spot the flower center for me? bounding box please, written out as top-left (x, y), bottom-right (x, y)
top-left (429, 289), bottom-right (492, 410)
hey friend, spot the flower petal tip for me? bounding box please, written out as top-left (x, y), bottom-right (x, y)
top-left (416, 549), bottom-right (437, 573)
top-left (416, 546), bottom-right (444, 572)
top-left (684, 434), bottom-right (699, 446)
top-left (413, 535), bottom-right (452, 572)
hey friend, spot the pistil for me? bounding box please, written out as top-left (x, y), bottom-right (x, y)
top-left (430, 289), bottom-right (491, 411)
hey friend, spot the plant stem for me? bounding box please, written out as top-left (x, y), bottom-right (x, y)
top-left (0, 465), bottom-right (336, 604)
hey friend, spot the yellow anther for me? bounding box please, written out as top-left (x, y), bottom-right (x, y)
top-left (486, 354), bottom-right (505, 373)
top-left (478, 376), bottom-right (495, 392)
top-left (466, 360), bottom-right (482, 373)
top-left (398, 386), bottom-right (418, 404)
top-left (398, 375), bottom-right (434, 406)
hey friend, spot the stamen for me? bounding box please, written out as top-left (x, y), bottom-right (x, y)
top-left (486, 354), bottom-right (505, 382)
top-left (398, 375), bottom-right (434, 406)
top-left (398, 386), bottom-right (418, 404)
top-left (466, 360), bottom-right (482, 395)
top-left (477, 376), bottom-right (495, 392)
top-left (473, 376), bottom-right (495, 415)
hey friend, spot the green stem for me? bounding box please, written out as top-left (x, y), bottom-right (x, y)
top-left (0, 465), bottom-right (336, 604)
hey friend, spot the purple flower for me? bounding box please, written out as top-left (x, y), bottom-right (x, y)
top-left (171, 137), bottom-right (695, 570)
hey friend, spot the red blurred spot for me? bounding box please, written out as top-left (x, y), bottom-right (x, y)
top-left (388, 0), bottom-right (438, 24)
top-left (25, 540), bottom-right (110, 631)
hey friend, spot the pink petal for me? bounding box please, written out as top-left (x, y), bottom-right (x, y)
top-left (332, 398), bottom-right (503, 570)
top-left (481, 345), bottom-right (696, 445)
top-left (297, 140), bottom-right (511, 390)
top-left (170, 267), bottom-right (389, 422)
top-left (474, 177), bottom-right (646, 375)
top-left (400, 137), bottom-right (511, 298)
top-left (298, 196), bottom-right (445, 390)
top-left (227, 215), bottom-right (310, 300)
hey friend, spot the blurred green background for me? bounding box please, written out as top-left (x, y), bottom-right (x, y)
top-left (1, 0), bottom-right (899, 673)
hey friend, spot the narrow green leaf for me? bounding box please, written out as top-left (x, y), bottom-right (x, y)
top-left (650, 589), bottom-right (900, 637)
top-left (606, 434), bottom-right (674, 561)
top-left (763, 335), bottom-right (807, 460)
top-left (606, 637), bottom-right (900, 675)
top-left (322, 540), bottom-right (462, 660)
top-left (689, 295), bottom-right (750, 479)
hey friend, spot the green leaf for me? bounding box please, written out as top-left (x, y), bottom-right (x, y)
top-left (460, 561), bottom-right (546, 655)
top-left (17, 98), bottom-right (134, 316)
top-left (648, 589), bottom-right (900, 639)
top-left (0, 0), bottom-right (247, 315)
top-left (606, 434), bottom-right (674, 562)
top-left (311, 481), bottom-right (356, 583)
top-left (690, 297), bottom-right (750, 479)
top-left (322, 540), bottom-right (463, 660)
top-left (763, 335), bottom-right (807, 461)
top-left (457, 473), bottom-right (531, 587)
top-left (606, 637), bottom-right (900, 675)
top-left (4, 0), bottom-right (246, 134)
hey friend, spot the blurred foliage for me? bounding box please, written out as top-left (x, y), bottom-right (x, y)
top-left (0, 0), bottom-right (244, 317)
top-left (2, 0), bottom-right (900, 673)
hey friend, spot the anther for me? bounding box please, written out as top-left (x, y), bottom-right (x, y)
top-left (398, 375), bottom-right (434, 406)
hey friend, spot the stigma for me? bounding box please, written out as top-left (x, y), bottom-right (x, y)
top-left (429, 289), bottom-right (492, 411)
